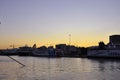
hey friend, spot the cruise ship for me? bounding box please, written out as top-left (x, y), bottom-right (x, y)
top-left (87, 35), bottom-right (120, 58)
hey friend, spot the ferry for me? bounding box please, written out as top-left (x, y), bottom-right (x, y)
top-left (17, 45), bottom-right (33, 56)
top-left (87, 35), bottom-right (120, 58)
top-left (33, 48), bottom-right (63, 57)
top-left (0, 48), bottom-right (18, 55)
top-left (87, 48), bottom-right (120, 58)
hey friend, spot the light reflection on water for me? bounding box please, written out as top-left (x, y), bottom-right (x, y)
top-left (0, 56), bottom-right (120, 80)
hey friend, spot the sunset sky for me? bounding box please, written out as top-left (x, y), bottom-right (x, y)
top-left (0, 0), bottom-right (120, 49)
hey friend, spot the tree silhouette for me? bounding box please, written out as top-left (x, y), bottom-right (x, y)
top-left (99, 41), bottom-right (106, 49)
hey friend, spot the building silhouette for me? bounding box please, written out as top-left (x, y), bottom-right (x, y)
top-left (109, 35), bottom-right (120, 44)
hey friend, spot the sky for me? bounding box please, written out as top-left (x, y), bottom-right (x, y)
top-left (0, 0), bottom-right (120, 49)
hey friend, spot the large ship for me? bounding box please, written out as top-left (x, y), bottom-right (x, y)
top-left (87, 35), bottom-right (120, 58)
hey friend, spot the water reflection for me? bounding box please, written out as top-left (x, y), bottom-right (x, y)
top-left (89, 58), bottom-right (120, 71)
top-left (0, 56), bottom-right (120, 80)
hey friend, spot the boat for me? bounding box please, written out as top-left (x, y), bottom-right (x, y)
top-left (33, 46), bottom-right (56, 57)
top-left (0, 48), bottom-right (18, 55)
top-left (17, 45), bottom-right (33, 56)
top-left (33, 49), bottom-right (50, 57)
top-left (87, 35), bottom-right (120, 58)
top-left (33, 46), bottom-right (63, 57)
top-left (87, 48), bottom-right (120, 58)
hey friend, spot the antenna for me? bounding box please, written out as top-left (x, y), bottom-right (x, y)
top-left (69, 34), bottom-right (71, 46)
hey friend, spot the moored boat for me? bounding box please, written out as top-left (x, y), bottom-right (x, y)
top-left (87, 35), bottom-right (120, 58)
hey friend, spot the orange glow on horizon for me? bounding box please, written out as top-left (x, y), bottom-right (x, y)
top-left (0, 33), bottom-right (109, 49)
top-left (0, 39), bottom-right (108, 49)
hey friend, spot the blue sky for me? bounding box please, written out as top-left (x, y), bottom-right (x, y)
top-left (0, 0), bottom-right (120, 49)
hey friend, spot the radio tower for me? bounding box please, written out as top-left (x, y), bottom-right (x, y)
top-left (69, 34), bottom-right (71, 46)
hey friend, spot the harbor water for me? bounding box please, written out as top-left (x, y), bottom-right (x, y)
top-left (0, 56), bottom-right (120, 80)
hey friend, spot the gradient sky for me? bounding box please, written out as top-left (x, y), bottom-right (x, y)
top-left (0, 0), bottom-right (120, 49)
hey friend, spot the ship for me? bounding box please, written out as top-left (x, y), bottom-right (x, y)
top-left (17, 45), bottom-right (33, 56)
top-left (0, 48), bottom-right (18, 55)
top-left (87, 35), bottom-right (120, 58)
top-left (33, 46), bottom-right (63, 57)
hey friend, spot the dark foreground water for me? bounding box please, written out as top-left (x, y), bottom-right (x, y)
top-left (0, 56), bottom-right (120, 80)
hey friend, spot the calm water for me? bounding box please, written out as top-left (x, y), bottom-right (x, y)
top-left (0, 56), bottom-right (120, 80)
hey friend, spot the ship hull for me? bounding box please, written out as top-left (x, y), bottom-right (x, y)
top-left (87, 50), bottom-right (120, 58)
